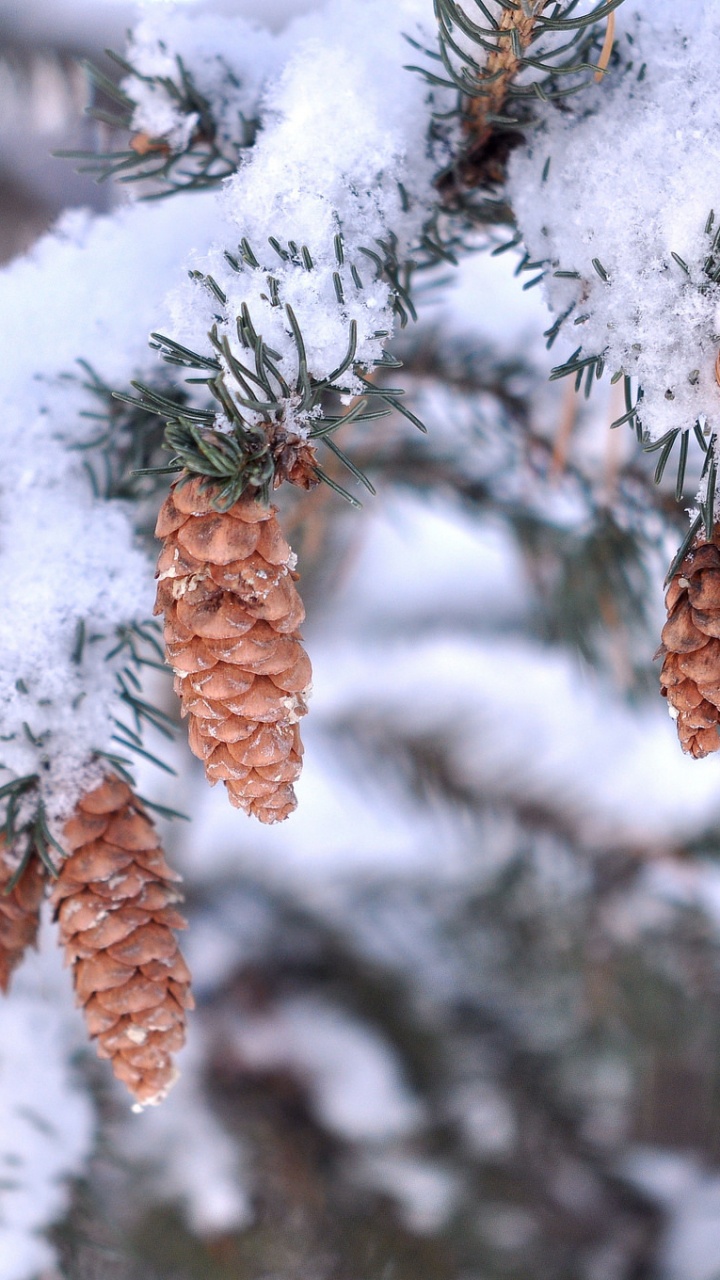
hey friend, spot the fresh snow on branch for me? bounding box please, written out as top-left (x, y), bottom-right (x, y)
top-left (123, 11), bottom-right (288, 153)
top-left (0, 195), bottom-right (220, 824)
top-left (508, 1), bottom-right (720, 446)
top-left (0, 0), bottom-right (442, 827)
top-left (165, 0), bottom-right (443, 411)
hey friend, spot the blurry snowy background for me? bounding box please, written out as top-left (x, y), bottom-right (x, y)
top-left (4, 2), bottom-right (720, 1279)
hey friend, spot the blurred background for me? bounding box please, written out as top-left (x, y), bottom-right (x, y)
top-left (5, 3), bottom-right (720, 1279)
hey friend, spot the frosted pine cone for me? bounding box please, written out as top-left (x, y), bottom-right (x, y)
top-left (659, 536), bottom-right (720, 757)
top-left (51, 776), bottom-right (192, 1107)
top-left (0, 851), bottom-right (44, 992)
top-left (154, 478), bottom-right (311, 824)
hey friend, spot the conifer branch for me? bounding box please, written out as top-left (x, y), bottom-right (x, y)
top-left (115, 285), bottom-right (424, 509)
top-left (106, 622), bottom-right (179, 779)
top-left (430, 0), bottom-right (625, 195)
top-left (462, 0), bottom-right (552, 162)
top-left (68, 361), bottom-right (176, 503)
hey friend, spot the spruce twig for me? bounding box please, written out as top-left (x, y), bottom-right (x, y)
top-left (462, 0), bottom-right (552, 163)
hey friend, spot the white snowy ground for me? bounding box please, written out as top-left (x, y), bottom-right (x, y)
top-left (3, 2), bottom-right (720, 1278)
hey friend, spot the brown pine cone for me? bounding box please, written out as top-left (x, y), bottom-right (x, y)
top-left (0, 851), bottom-right (45, 992)
top-left (154, 477), bottom-right (311, 824)
top-left (51, 776), bottom-right (192, 1107)
top-left (659, 536), bottom-right (720, 757)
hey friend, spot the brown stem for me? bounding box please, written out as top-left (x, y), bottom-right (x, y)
top-left (463, 1), bottom-right (550, 158)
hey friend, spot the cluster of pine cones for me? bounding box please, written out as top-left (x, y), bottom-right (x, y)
top-left (0, 475), bottom-right (312, 1105)
top-left (6, 456), bottom-right (718, 1107)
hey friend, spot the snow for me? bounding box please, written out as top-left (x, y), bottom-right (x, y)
top-left (229, 994), bottom-right (426, 1141)
top-left (326, 494), bottom-right (532, 633)
top-left (508, 1), bottom-right (720, 460)
top-left (442, 247), bottom-right (553, 354)
top-left (623, 1148), bottom-right (720, 1280)
top-left (164, 0), bottom-right (445, 417)
top-left (353, 1152), bottom-right (460, 1234)
top-left (124, 12), bottom-right (288, 153)
top-left (450, 1079), bottom-right (517, 1157)
top-left (0, 195), bottom-right (222, 822)
top-left (309, 633), bottom-right (720, 849)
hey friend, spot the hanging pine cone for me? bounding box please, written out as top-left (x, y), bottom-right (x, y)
top-left (0, 850), bottom-right (45, 993)
top-left (154, 477), bottom-right (311, 824)
top-left (51, 775), bottom-right (192, 1107)
top-left (659, 535), bottom-right (720, 758)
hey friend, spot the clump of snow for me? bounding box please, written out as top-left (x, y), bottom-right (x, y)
top-left (229, 994), bottom-right (426, 1141)
top-left (508, 2), bottom-right (720, 453)
top-left (449, 1079), bottom-right (517, 1157)
top-left (623, 1148), bottom-right (720, 1280)
top-left (165, 0), bottom-right (444, 417)
top-left (124, 12), bottom-right (288, 154)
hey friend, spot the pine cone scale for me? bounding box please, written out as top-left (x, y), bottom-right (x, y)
top-left (688, 569), bottom-right (720, 610)
top-left (64, 906), bottom-right (152, 955)
top-left (78, 778), bottom-right (133, 814)
top-left (63, 813), bottom-right (111, 849)
top-left (661, 600), bottom-right (707, 652)
top-left (691, 610), bottom-right (720, 638)
top-left (95, 977), bottom-right (167, 1015)
top-left (677, 639), bottom-right (720, 684)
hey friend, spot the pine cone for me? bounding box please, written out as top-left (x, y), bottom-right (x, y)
top-left (0, 851), bottom-right (45, 993)
top-left (659, 536), bottom-right (720, 757)
top-left (51, 776), bottom-right (192, 1107)
top-left (154, 478), bottom-right (311, 824)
